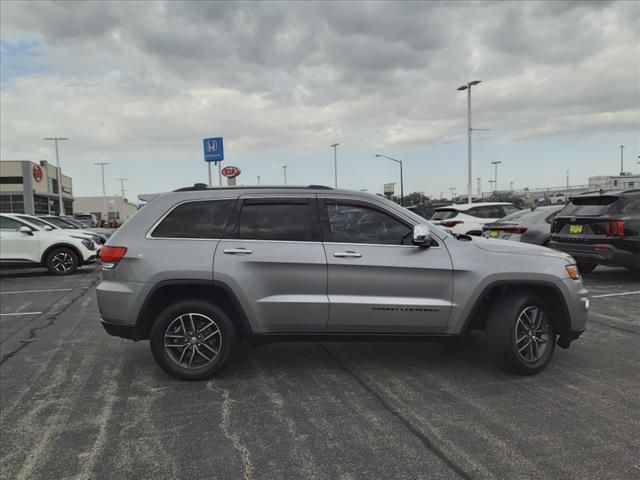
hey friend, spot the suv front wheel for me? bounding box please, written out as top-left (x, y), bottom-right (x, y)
top-left (150, 300), bottom-right (237, 380)
top-left (487, 293), bottom-right (556, 375)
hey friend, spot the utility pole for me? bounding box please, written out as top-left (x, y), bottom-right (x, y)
top-left (457, 80), bottom-right (482, 204)
top-left (491, 161), bottom-right (502, 192)
top-left (116, 178), bottom-right (128, 198)
top-left (43, 137), bottom-right (68, 215)
top-left (331, 143), bottom-right (339, 188)
top-left (282, 165), bottom-right (287, 185)
top-left (619, 145), bottom-right (625, 175)
top-left (94, 162), bottom-right (110, 225)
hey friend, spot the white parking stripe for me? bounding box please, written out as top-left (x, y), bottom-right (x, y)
top-left (591, 291), bottom-right (640, 299)
top-left (0, 288), bottom-right (73, 295)
top-left (0, 312), bottom-right (43, 316)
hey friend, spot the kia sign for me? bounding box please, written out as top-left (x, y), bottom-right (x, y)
top-left (32, 165), bottom-right (43, 182)
top-left (221, 166), bottom-right (241, 178)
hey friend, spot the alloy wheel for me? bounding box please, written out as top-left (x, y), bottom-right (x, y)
top-left (52, 252), bottom-right (75, 272)
top-left (164, 313), bottom-right (222, 369)
top-left (514, 306), bottom-right (550, 363)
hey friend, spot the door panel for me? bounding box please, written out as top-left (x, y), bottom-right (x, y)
top-left (0, 217), bottom-right (40, 262)
top-left (319, 197), bottom-right (454, 333)
top-left (213, 196), bottom-right (328, 334)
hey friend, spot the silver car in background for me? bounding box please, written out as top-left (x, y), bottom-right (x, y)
top-left (481, 206), bottom-right (564, 245)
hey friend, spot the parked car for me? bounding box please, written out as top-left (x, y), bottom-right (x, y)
top-left (58, 216), bottom-right (116, 239)
top-left (0, 214), bottom-right (98, 275)
top-left (97, 185), bottom-right (588, 380)
top-left (549, 189), bottom-right (640, 273)
top-left (73, 213), bottom-right (98, 227)
top-left (430, 202), bottom-right (521, 236)
top-left (17, 214), bottom-right (107, 245)
top-left (37, 215), bottom-right (109, 245)
top-left (481, 206), bottom-right (564, 245)
top-left (537, 193), bottom-right (567, 206)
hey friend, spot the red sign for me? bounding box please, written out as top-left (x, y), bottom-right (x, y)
top-left (32, 165), bottom-right (43, 182)
top-left (221, 166), bottom-right (241, 178)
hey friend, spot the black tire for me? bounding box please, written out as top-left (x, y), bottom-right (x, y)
top-left (150, 300), bottom-right (237, 380)
top-left (45, 247), bottom-right (79, 276)
top-left (577, 262), bottom-right (597, 274)
top-left (487, 293), bottom-right (556, 375)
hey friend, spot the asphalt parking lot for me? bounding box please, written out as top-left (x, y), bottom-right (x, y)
top-left (0, 266), bottom-right (638, 480)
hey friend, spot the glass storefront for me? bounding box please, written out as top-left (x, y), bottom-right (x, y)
top-left (0, 195), bottom-right (25, 213)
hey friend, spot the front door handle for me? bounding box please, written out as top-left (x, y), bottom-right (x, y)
top-left (223, 248), bottom-right (253, 255)
top-left (333, 251), bottom-right (362, 258)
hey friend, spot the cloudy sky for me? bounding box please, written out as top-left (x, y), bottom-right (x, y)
top-left (1, 0), bottom-right (638, 201)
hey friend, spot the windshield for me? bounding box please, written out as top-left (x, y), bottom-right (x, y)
top-left (19, 215), bottom-right (57, 229)
top-left (561, 196), bottom-right (621, 216)
top-left (43, 217), bottom-right (77, 228)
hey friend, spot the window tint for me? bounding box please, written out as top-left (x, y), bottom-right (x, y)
top-left (17, 215), bottom-right (52, 229)
top-left (562, 196), bottom-right (620, 216)
top-left (431, 209), bottom-right (458, 220)
top-left (152, 200), bottom-right (234, 238)
top-left (468, 206), bottom-right (503, 219)
top-left (0, 216), bottom-right (22, 231)
top-left (501, 205), bottom-right (520, 216)
top-left (326, 203), bottom-right (412, 245)
top-left (238, 202), bottom-right (313, 241)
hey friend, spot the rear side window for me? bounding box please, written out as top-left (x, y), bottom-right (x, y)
top-left (431, 209), bottom-right (458, 220)
top-left (0, 216), bottom-right (22, 231)
top-left (152, 200), bottom-right (234, 238)
top-left (238, 201), bottom-right (313, 241)
top-left (467, 206), bottom-right (504, 219)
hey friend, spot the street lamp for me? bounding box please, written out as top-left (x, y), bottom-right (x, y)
top-left (375, 154), bottom-right (404, 206)
top-left (457, 80), bottom-right (482, 205)
top-left (43, 137), bottom-right (68, 215)
top-left (282, 165), bottom-right (287, 185)
top-left (331, 143), bottom-right (339, 188)
top-left (116, 178), bottom-right (128, 198)
top-left (491, 161), bottom-right (502, 192)
top-left (94, 162), bottom-right (110, 225)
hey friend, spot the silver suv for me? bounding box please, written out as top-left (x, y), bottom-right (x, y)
top-left (97, 186), bottom-right (588, 380)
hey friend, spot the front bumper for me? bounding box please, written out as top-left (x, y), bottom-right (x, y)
top-left (100, 318), bottom-right (136, 340)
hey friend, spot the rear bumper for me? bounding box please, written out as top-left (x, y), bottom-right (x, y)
top-left (549, 241), bottom-right (639, 268)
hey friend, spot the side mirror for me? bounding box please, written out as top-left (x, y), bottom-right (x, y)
top-left (19, 226), bottom-right (34, 235)
top-left (43, 225), bottom-right (53, 231)
top-left (413, 224), bottom-right (433, 247)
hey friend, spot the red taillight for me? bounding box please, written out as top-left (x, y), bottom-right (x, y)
top-left (99, 246), bottom-right (128, 264)
top-left (610, 221), bottom-right (625, 237)
top-left (440, 220), bottom-right (464, 228)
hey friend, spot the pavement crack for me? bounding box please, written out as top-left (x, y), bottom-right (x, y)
top-left (0, 275), bottom-right (101, 366)
top-left (207, 383), bottom-right (254, 480)
top-left (319, 343), bottom-right (474, 480)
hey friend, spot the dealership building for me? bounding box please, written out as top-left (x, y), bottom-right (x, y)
top-left (0, 160), bottom-right (74, 215)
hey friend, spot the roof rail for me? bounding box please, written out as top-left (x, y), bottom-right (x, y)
top-left (172, 184), bottom-right (333, 192)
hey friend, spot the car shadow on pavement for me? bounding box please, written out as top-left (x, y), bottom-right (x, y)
top-left (0, 267), bottom-right (95, 279)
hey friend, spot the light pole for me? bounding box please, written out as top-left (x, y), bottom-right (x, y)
top-left (43, 137), bottom-right (68, 215)
top-left (491, 161), bottom-right (502, 192)
top-left (116, 177), bottom-right (128, 198)
top-left (510, 181), bottom-right (514, 192)
top-left (94, 162), bottom-right (110, 224)
top-left (619, 145), bottom-right (625, 175)
top-left (489, 180), bottom-right (495, 192)
top-left (375, 154), bottom-right (404, 206)
top-left (457, 80), bottom-right (482, 205)
top-left (331, 143), bottom-right (339, 188)
top-left (282, 165), bottom-right (287, 185)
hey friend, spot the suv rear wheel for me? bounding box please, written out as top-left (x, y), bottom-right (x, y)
top-left (45, 247), bottom-right (79, 275)
top-left (150, 300), bottom-right (237, 380)
top-left (487, 293), bottom-right (556, 375)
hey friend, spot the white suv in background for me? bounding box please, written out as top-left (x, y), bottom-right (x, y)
top-left (431, 202), bottom-right (521, 236)
top-left (0, 214), bottom-right (98, 275)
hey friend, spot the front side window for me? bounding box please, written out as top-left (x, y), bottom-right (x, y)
top-left (325, 202), bottom-right (412, 245)
top-left (237, 201), bottom-right (313, 241)
top-left (152, 200), bottom-right (234, 238)
top-left (0, 216), bottom-right (22, 231)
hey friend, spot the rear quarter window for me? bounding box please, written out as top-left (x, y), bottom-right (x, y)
top-left (431, 209), bottom-right (458, 220)
top-left (151, 200), bottom-right (234, 238)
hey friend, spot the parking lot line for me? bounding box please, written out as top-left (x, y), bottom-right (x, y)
top-left (0, 288), bottom-right (73, 295)
top-left (0, 312), bottom-right (43, 316)
top-left (591, 291), bottom-right (640, 299)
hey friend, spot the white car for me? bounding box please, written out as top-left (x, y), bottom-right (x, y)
top-left (13, 214), bottom-right (107, 245)
top-left (0, 214), bottom-right (98, 275)
top-left (430, 202), bottom-right (521, 236)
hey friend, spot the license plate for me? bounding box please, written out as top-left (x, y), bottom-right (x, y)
top-left (569, 224), bottom-right (584, 234)
top-left (489, 230), bottom-right (499, 238)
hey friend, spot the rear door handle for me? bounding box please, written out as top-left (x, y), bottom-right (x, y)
top-left (223, 248), bottom-right (253, 255)
top-left (333, 251), bottom-right (362, 258)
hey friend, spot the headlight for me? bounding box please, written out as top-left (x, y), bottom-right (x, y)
top-left (565, 264), bottom-right (580, 280)
top-left (80, 238), bottom-right (95, 250)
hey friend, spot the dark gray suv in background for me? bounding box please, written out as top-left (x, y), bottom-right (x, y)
top-left (97, 186), bottom-right (588, 380)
